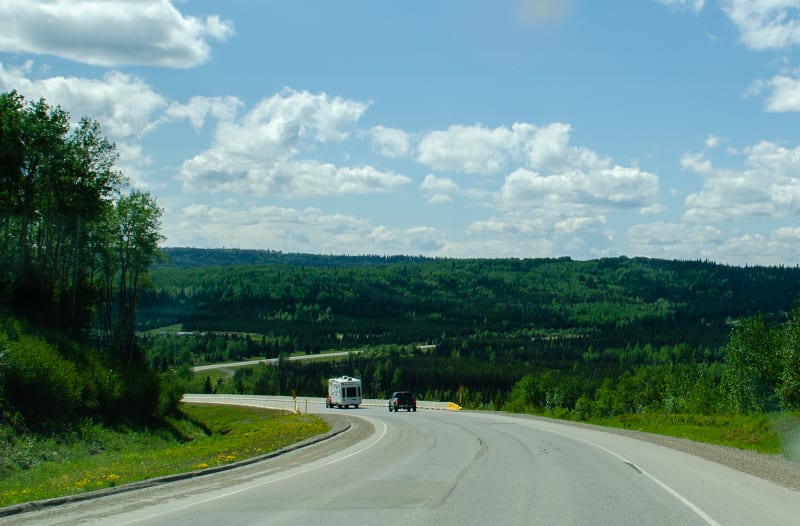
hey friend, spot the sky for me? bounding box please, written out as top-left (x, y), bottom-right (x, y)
top-left (2, 0), bottom-right (800, 266)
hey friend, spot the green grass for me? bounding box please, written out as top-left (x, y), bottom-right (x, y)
top-left (0, 404), bottom-right (328, 508)
top-left (585, 412), bottom-right (800, 457)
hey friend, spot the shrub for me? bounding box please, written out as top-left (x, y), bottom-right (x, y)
top-left (0, 334), bottom-right (85, 428)
top-left (156, 370), bottom-right (184, 417)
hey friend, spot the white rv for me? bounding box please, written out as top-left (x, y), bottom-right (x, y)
top-left (326, 376), bottom-right (362, 408)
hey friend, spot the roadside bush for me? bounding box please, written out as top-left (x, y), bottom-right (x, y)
top-left (116, 360), bottom-right (160, 421)
top-left (0, 333), bottom-right (86, 429)
top-left (156, 370), bottom-right (184, 417)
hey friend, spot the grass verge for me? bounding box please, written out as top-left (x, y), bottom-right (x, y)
top-left (0, 403), bottom-right (328, 508)
top-left (583, 412), bottom-right (800, 457)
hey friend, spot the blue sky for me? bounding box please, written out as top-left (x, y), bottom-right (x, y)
top-left (2, 0), bottom-right (800, 265)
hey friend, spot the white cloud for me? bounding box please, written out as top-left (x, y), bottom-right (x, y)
top-left (461, 211), bottom-right (613, 259)
top-left (427, 194), bottom-right (453, 205)
top-left (467, 216), bottom-right (539, 235)
top-left (629, 221), bottom-right (800, 265)
top-left (657, 0), bottom-right (705, 13)
top-left (165, 203), bottom-right (443, 255)
top-left (370, 126), bottom-right (411, 158)
top-left (0, 0), bottom-right (234, 68)
top-left (0, 62), bottom-right (167, 140)
top-left (413, 120), bottom-right (660, 257)
top-left (416, 123), bottom-right (529, 175)
top-left (177, 89), bottom-right (405, 197)
top-left (640, 203), bottom-right (667, 215)
top-left (415, 121), bottom-right (625, 183)
top-left (705, 134), bottom-right (721, 148)
top-left (682, 141), bottom-right (800, 222)
top-left (524, 122), bottom-right (572, 170)
top-left (629, 222), bottom-right (723, 258)
top-left (420, 174), bottom-right (459, 193)
top-left (722, 0), bottom-right (800, 50)
top-left (680, 151), bottom-right (713, 174)
top-left (368, 225), bottom-right (445, 253)
top-left (774, 225), bottom-right (800, 241)
top-left (419, 174), bottom-right (459, 204)
top-left (554, 215), bottom-right (607, 235)
top-left (181, 158), bottom-right (409, 198)
top-left (115, 142), bottom-right (153, 189)
top-left (165, 96), bottom-right (243, 131)
top-left (755, 75), bottom-right (800, 111)
top-left (0, 61), bottom-right (174, 188)
top-left (499, 164), bottom-right (659, 210)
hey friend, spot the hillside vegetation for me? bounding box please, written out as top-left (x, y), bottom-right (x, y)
top-left (0, 91), bottom-right (174, 434)
top-left (141, 248), bottom-right (800, 420)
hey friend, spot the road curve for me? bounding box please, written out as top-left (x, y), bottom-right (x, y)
top-left (9, 396), bottom-right (800, 526)
top-left (190, 351), bottom-right (361, 373)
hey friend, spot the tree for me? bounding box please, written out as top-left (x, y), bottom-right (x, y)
top-left (0, 92), bottom-right (126, 340)
top-left (0, 90), bottom-right (172, 424)
top-left (7, 97), bottom-right (70, 321)
top-left (505, 374), bottom-right (543, 413)
top-left (778, 307), bottom-right (800, 410)
top-left (0, 91), bottom-right (25, 289)
top-left (60, 117), bottom-right (123, 338)
top-left (722, 315), bottom-right (780, 413)
top-left (113, 190), bottom-right (164, 360)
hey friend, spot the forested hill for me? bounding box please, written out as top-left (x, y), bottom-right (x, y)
top-left (141, 249), bottom-right (800, 353)
top-left (157, 247), bottom-right (430, 268)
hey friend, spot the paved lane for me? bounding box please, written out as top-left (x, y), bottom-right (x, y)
top-left (9, 397), bottom-right (800, 525)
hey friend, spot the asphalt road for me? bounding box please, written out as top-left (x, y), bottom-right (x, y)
top-left (190, 351), bottom-right (361, 373)
top-left (9, 397), bottom-right (800, 526)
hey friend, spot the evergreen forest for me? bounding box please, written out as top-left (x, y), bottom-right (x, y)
top-left (140, 247), bottom-right (800, 419)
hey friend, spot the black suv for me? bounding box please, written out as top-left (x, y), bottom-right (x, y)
top-left (389, 391), bottom-right (417, 412)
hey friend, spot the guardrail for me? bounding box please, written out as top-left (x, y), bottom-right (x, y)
top-left (182, 394), bottom-right (461, 412)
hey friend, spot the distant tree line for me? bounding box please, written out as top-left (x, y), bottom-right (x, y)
top-left (181, 309), bottom-right (800, 419)
top-left (140, 253), bottom-right (800, 355)
top-left (140, 249), bottom-right (800, 418)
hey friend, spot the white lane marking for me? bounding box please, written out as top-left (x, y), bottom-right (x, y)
top-left (568, 434), bottom-right (722, 526)
top-left (460, 411), bottom-right (721, 525)
top-left (116, 419), bottom-right (389, 525)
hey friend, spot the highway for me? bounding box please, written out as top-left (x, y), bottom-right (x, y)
top-left (190, 351), bottom-right (361, 373)
top-left (9, 396), bottom-right (800, 525)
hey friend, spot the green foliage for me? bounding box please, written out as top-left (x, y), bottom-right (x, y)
top-left (590, 413), bottom-right (784, 454)
top-left (663, 364), bottom-right (723, 415)
top-left (141, 253), bottom-right (800, 363)
top-left (0, 332), bottom-right (84, 427)
top-left (0, 315), bottom-right (171, 428)
top-left (719, 311), bottom-right (800, 414)
top-left (0, 90), bottom-right (163, 356)
top-left (0, 89), bottom-right (172, 429)
top-left (722, 315), bottom-right (780, 413)
top-left (778, 309), bottom-right (800, 410)
top-left (0, 403), bottom-right (329, 507)
top-left (141, 248), bottom-right (800, 425)
top-left (226, 363), bottom-right (280, 395)
top-left (504, 374), bottom-right (544, 413)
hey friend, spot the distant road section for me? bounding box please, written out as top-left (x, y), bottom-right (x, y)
top-left (191, 351), bottom-right (360, 373)
top-left (184, 394), bottom-right (456, 411)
